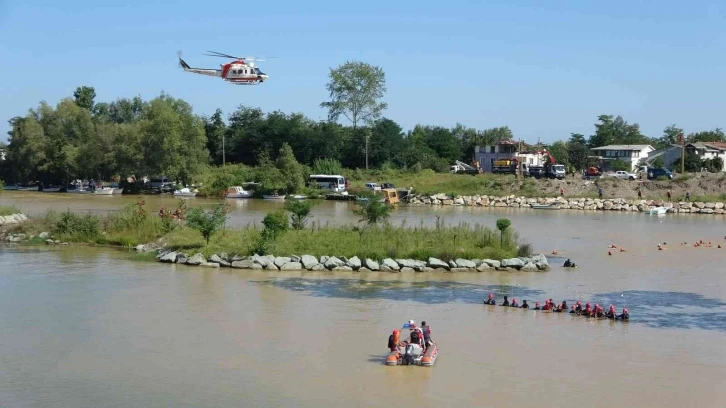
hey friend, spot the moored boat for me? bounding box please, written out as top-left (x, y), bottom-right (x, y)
top-left (94, 187), bottom-right (115, 195)
top-left (173, 187), bottom-right (197, 197)
top-left (225, 186), bottom-right (253, 198)
top-left (263, 194), bottom-right (285, 200)
top-left (530, 203), bottom-right (561, 210)
top-left (286, 195), bottom-right (307, 200)
top-left (647, 206), bottom-right (667, 215)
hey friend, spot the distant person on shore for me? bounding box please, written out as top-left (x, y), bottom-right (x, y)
top-left (685, 191), bottom-right (690, 202)
top-left (501, 296), bottom-right (510, 306)
top-left (638, 188), bottom-right (642, 199)
top-left (598, 188), bottom-right (603, 199)
top-left (667, 189), bottom-right (672, 201)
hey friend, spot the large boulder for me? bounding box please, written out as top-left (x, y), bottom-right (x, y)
top-left (157, 251), bottom-right (177, 263)
top-left (520, 262), bottom-right (539, 272)
top-left (301, 255), bottom-right (319, 269)
top-left (500, 258), bottom-right (525, 269)
top-left (454, 258), bottom-right (476, 268)
top-left (281, 262), bottom-right (303, 270)
top-left (364, 258), bottom-right (380, 271)
top-left (530, 254), bottom-right (549, 270)
top-left (274, 256), bottom-right (291, 268)
top-left (185, 253), bottom-right (206, 265)
top-left (209, 254), bottom-right (230, 267)
top-left (426, 257), bottom-right (450, 270)
top-left (231, 259), bottom-right (255, 269)
top-left (482, 259), bottom-right (501, 268)
top-left (381, 258), bottom-right (400, 271)
top-left (347, 256), bottom-right (362, 270)
top-left (324, 256), bottom-right (345, 270)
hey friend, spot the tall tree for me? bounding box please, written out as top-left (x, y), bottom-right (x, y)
top-left (73, 86), bottom-right (96, 111)
top-left (687, 128), bottom-right (725, 143)
top-left (588, 114), bottom-right (649, 148)
top-left (658, 124), bottom-right (684, 148)
top-left (547, 141), bottom-right (569, 167)
top-left (203, 108), bottom-right (227, 165)
top-left (567, 133), bottom-right (589, 170)
top-left (320, 60), bottom-right (387, 169)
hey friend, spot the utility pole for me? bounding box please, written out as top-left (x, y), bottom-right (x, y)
top-left (680, 132), bottom-right (684, 175)
top-left (365, 128), bottom-right (370, 170)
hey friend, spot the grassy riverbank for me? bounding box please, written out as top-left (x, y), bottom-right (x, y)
top-left (3, 202), bottom-right (528, 262)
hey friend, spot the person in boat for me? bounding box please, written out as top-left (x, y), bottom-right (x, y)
top-left (563, 259), bottom-right (577, 267)
top-left (533, 302), bottom-right (541, 310)
top-left (409, 326), bottom-right (424, 348)
top-left (485, 293), bottom-right (496, 305)
top-left (569, 305), bottom-right (576, 314)
top-left (510, 298), bottom-right (519, 307)
top-left (421, 321), bottom-right (433, 347)
top-left (520, 300), bottom-right (529, 308)
top-left (501, 296), bottom-right (509, 306)
top-left (388, 329), bottom-right (400, 352)
top-left (616, 308), bottom-right (629, 320)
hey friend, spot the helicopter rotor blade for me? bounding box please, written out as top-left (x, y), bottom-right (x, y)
top-left (204, 50), bottom-right (240, 59)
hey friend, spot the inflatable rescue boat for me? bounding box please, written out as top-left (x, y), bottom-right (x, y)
top-left (385, 341), bottom-right (438, 366)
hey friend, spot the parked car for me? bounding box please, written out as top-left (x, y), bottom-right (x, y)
top-left (380, 183), bottom-right (395, 189)
top-left (365, 182), bottom-right (381, 191)
top-left (609, 170), bottom-right (637, 180)
top-left (647, 168), bottom-right (674, 180)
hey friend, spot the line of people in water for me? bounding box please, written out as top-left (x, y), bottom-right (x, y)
top-left (484, 294), bottom-right (629, 320)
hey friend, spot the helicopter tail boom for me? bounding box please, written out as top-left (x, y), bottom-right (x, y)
top-left (178, 57), bottom-right (222, 77)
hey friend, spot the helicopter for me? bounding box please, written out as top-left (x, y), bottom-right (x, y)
top-left (178, 51), bottom-right (271, 85)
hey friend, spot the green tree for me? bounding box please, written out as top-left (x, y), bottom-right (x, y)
top-left (588, 115), bottom-right (648, 148)
top-left (311, 158), bottom-right (343, 175)
top-left (203, 108), bottom-right (227, 165)
top-left (496, 218), bottom-right (511, 247)
top-left (567, 133), bottom-right (589, 170)
top-left (284, 199), bottom-right (314, 230)
top-left (547, 141), bottom-right (569, 167)
top-left (275, 143), bottom-right (305, 193)
top-left (651, 156), bottom-right (664, 168)
top-left (73, 86), bottom-right (96, 111)
top-left (185, 203), bottom-right (228, 248)
top-left (687, 128), bottom-right (725, 143)
top-left (320, 61), bottom-right (387, 169)
top-left (658, 125), bottom-right (684, 148)
top-left (354, 193), bottom-right (391, 225)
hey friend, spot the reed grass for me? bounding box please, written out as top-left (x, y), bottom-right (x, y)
top-left (0, 205), bottom-right (20, 216)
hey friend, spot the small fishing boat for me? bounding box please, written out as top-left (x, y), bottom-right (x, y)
top-left (647, 206), bottom-right (668, 215)
top-left (286, 195), bottom-right (307, 200)
top-left (530, 203), bottom-right (561, 210)
top-left (2, 184), bottom-right (19, 191)
top-left (263, 194), bottom-right (285, 200)
top-left (173, 187), bottom-right (197, 197)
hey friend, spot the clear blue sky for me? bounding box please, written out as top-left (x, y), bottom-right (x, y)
top-left (1, 0), bottom-right (725, 144)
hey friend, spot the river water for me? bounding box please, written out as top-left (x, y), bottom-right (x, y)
top-left (1, 192), bottom-right (725, 407)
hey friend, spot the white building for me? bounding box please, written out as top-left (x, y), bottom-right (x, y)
top-left (590, 144), bottom-right (655, 171)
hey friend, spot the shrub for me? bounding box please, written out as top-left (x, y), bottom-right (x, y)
top-left (53, 210), bottom-right (102, 242)
top-left (184, 203), bottom-right (228, 247)
top-left (284, 199), bottom-right (314, 230)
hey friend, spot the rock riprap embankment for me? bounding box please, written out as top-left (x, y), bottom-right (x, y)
top-left (154, 250), bottom-right (551, 272)
top-left (406, 194), bottom-right (726, 214)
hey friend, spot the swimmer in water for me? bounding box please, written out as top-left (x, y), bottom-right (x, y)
top-left (534, 302), bottom-right (541, 310)
top-left (606, 304), bottom-right (616, 319)
top-left (617, 308), bottom-right (629, 320)
top-left (575, 301), bottom-right (582, 314)
top-left (510, 298), bottom-right (519, 307)
top-left (520, 300), bottom-right (529, 308)
top-left (569, 305), bottom-right (576, 314)
top-left (501, 296), bottom-right (509, 307)
top-left (485, 293), bottom-right (496, 305)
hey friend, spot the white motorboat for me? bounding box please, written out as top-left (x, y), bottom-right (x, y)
top-left (647, 206), bottom-right (668, 215)
top-left (94, 187), bottom-right (115, 195)
top-left (263, 194), bottom-right (285, 200)
top-left (530, 203), bottom-right (561, 210)
top-left (173, 187), bottom-right (197, 197)
top-left (225, 186), bottom-right (253, 198)
top-left (286, 195), bottom-right (307, 200)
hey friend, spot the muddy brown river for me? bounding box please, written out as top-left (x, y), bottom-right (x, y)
top-left (1, 192), bottom-right (725, 407)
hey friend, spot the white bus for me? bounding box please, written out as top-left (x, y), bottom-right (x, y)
top-left (308, 174), bottom-right (346, 193)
